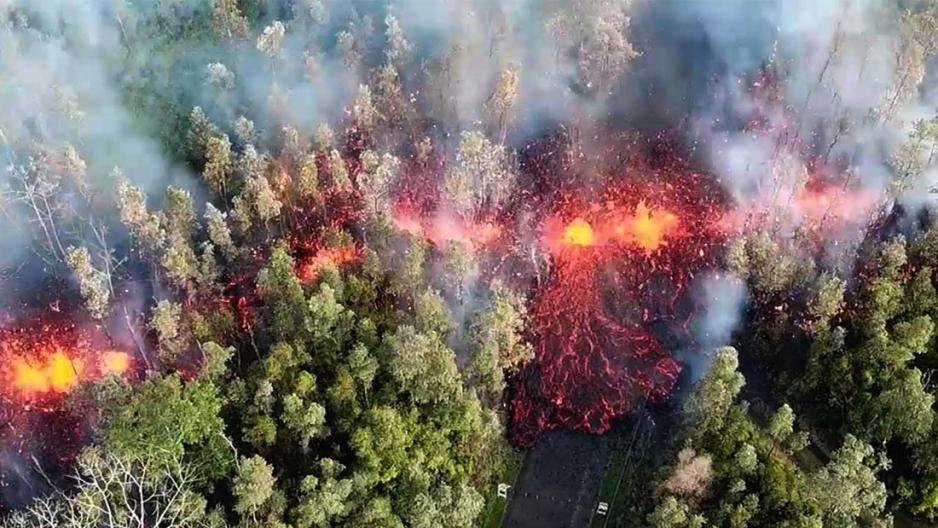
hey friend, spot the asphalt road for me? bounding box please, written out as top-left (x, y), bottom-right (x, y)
top-left (503, 430), bottom-right (612, 528)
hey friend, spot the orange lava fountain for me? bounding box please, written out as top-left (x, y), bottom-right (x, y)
top-left (0, 326), bottom-right (131, 403)
top-left (562, 218), bottom-right (596, 246)
top-left (622, 201), bottom-right (679, 253)
top-left (10, 352), bottom-right (83, 396)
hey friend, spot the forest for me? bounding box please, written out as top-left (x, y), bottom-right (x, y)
top-left (0, 0), bottom-right (937, 527)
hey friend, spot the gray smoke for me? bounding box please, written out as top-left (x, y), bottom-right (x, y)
top-left (0, 446), bottom-right (46, 510)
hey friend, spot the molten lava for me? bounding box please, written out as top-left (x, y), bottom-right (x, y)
top-left (512, 238), bottom-right (682, 444)
top-left (563, 218), bottom-right (595, 246)
top-left (624, 201), bottom-right (679, 253)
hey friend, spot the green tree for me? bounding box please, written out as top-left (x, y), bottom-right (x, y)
top-left (808, 435), bottom-right (890, 527)
top-left (281, 393), bottom-right (327, 450)
top-left (292, 459), bottom-right (354, 528)
top-left (116, 178), bottom-right (165, 258)
top-left (203, 135), bottom-right (233, 196)
top-left (648, 496), bottom-right (692, 528)
top-left (807, 273), bottom-right (845, 331)
top-left (347, 342), bottom-right (378, 403)
top-left (257, 247), bottom-right (307, 342)
top-left (873, 369), bottom-right (934, 444)
top-left (233, 455), bottom-right (277, 523)
top-left (65, 246), bottom-right (110, 320)
top-left (389, 236), bottom-right (427, 301)
top-left (383, 325), bottom-right (461, 404)
top-left (685, 347), bottom-right (745, 438)
top-left (351, 406), bottom-right (413, 485)
top-left (204, 202), bottom-right (237, 258)
top-left (767, 404), bottom-right (797, 449)
top-left (102, 375), bottom-right (231, 482)
top-left (199, 341), bottom-right (233, 382)
top-left (345, 496), bottom-right (403, 528)
top-left (306, 282), bottom-right (356, 368)
top-left (413, 289), bottom-right (455, 338)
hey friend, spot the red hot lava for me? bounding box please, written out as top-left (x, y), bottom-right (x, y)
top-left (511, 162), bottom-right (728, 445)
top-left (0, 324), bottom-right (131, 404)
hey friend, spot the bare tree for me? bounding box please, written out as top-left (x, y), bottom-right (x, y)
top-left (5, 158), bottom-right (69, 264)
top-left (663, 448), bottom-right (713, 499)
top-left (878, 8), bottom-right (938, 121)
top-left (257, 21), bottom-right (286, 60)
top-left (5, 449), bottom-right (223, 528)
top-left (546, 0), bottom-right (640, 92)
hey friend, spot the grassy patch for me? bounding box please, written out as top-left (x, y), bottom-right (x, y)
top-left (590, 419), bottom-right (657, 528)
top-left (480, 448), bottom-right (526, 528)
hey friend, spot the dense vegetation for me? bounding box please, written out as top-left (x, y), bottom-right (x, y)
top-left (0, 1), bottom-right (937, 527)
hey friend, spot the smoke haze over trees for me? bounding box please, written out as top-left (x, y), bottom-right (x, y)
top-left (0, 0), bottom-right (937, 527)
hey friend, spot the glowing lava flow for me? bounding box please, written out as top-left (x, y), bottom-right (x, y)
top-left (512, 212), bottom-right (682, 444)
top-left (510, 157), bottom-right (728, 445)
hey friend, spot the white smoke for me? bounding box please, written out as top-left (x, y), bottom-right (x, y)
top-left (684, 273), bottom-right (748, 383)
